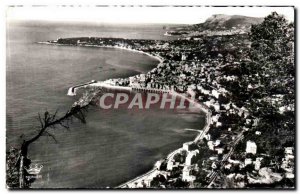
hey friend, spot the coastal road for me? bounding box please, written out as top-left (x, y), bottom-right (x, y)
top-left (207, 131), bottom-right (244, 188)
top-left (117, 169), bottom-right (159, 188)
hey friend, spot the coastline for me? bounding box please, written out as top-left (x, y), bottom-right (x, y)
top-left (39, 41), bottom-right (211, 188)
top-left (117, 91), bottom-right (211, 188)
top-left (37, 41), bottom-right (164, 65)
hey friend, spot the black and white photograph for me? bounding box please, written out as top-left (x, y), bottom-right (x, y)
top-left (5, 4), bottom-right (295, 190)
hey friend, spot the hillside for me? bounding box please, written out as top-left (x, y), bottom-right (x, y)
top-left (166, 14), bottom-right (264, 36)
top-left (193, 14), bottom-right (264, 30)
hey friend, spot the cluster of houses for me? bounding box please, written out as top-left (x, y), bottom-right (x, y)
top-left (281, 147), bottom-right (295, 179)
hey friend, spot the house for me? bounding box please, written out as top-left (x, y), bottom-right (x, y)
top-left (216, 122), bottom-right (222, 127)
top-left (246, 141), bottom-right (257, 155)
top-left (215, 148), bottom-right (224, 154)
top-left (204, 133), bottom-right (211, 141)
top-left (246, 119), bottom-right (252, 125)
top-left (285, 147), bottom-right (293, 155)
top-left (225, 163), bottom-right (232, 170)
top-left (211, 114), bottom-right (220, 122)
top-left (212, 90), bottom-right (220, 99)
top-left (213, 103), bottom-right (221, 112)
top-left (207, 141), bottom-right (214, 150)
top-left (186, 150), bottom-right (199, 166)
top-left (167, 160), bottom-right (180, 171)
top-left (286, 173), bottom-right (294, 179)
top-left (215, 140), bottom-right (221, 147)
top-left (255, 131), bottom-right (261, 135)
top-left (181, 53), bottom-right (188, 61)
top-left (228, 157), bottom-right (240, 165)
top-left (182, 166), bottom-right (196, 182)
top-left (245, 158), bottom-right (252, 166)
top-left (254, 157), bottom-right (263, 170)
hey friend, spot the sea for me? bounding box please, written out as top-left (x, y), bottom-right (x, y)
top-left (6, 20), bottom-right (206, 188)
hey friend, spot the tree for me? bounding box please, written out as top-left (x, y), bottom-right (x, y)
top-left (249, 12), bottom-right (294, 96)
top-left (20, 105), bottom-right (87, 159)
top-left (18, 105), bottom-right (88, 188)
top-left (8, 87), bottom-right (102, 188)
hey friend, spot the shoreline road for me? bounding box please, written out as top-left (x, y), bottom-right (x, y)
top-left (207, 130), bottom-right (245, 188)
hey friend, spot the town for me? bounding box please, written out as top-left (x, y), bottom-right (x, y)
top-left (44, 12), bottom-right (295, 189)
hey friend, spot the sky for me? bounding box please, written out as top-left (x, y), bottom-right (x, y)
top-left (6, 6), bottom-right (294, 24)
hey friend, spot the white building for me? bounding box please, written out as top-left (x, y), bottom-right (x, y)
top-left (182, 166), bottom-right (196, 182)
top-left (245, 158), bottom-right (253, 166)
top-left (213, 103), bottom-right (221, 112)
top-left (225, 163), bottom-right (232, 170)
top-left (215, 148), bottom-right (224, 154)
top-left (246, 141), bottom-right (257, 155)
top-left (167, 160), bottom-right (175, 171)
top-left (204, 133), bottom-right (211, 141)
top-left (185, 150), bottom-right (199, 166)
top-left (216, 122), bottom-right (222, 127)
top-left (207, 140), bottom-right (221, 150)
top-left (255, 131), bottom-right (261, 135)
top-left (254, 157), bottom-right (263, 170)
top-left (212, 89), bottom-right (220, 98)
top-left (181, 53), bottom-right (188, 61)
top-left (285, 147), bottom-right (293, 155)
top-left (207, 141), bottom-right (214, 150)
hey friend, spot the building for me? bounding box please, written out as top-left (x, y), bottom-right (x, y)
top-left (167, 160), bottom-right (174, 171)
top-left (245, 158), bottom-right (253, 166)
top-left (254, 157), bottom-right (263, 170)
top-left (182, 166), bottom-right (196, 182)
top-left (185, 150), bottom-right (199, 166)
top-left (207, 141), bottom-right (214, 150)
top-left (255, 131), bottom-right (261, 135)
top-left (212, 89), bottom-right (220, 98)
top-left (285, 147), bottom-right (293, 155)
top-left (181, 53), bottom-right (188, 61)
top-left (215, 148), bottom-right (224, 154)
top-left (246, 141), bottom-right (257, 155)
top-left (167, 160), bottom-right (180, 171)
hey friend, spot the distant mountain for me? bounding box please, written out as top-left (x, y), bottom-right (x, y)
top-left (165, 14), bottom-right (264, 37)
top-left (192, 14), bottom-right (264, 30)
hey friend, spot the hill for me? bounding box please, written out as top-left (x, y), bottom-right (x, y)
top-left (165, 14), bottom-right (264, 36)
top-left (193, 14), bottom-right (264, 30)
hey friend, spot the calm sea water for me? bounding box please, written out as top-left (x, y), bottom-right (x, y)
top-left (6, 20), bottom-right (205, 188)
